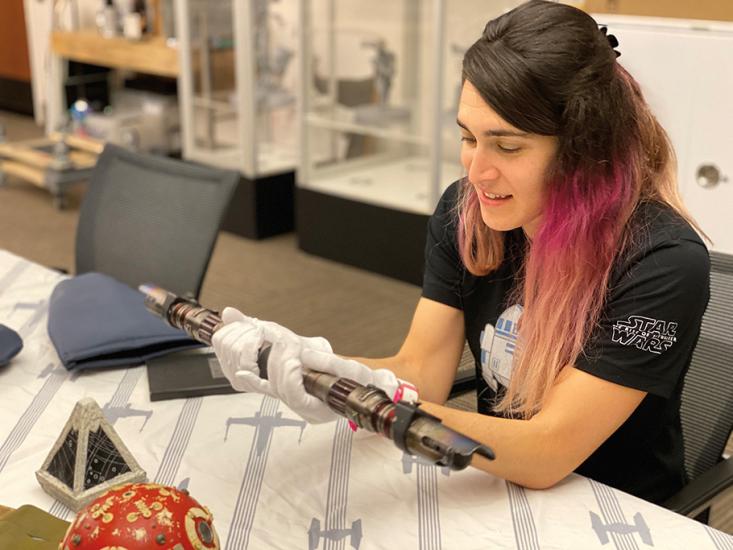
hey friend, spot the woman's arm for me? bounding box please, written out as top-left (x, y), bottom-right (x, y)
top-left (420, 366), bottom-right (646, 489)
top-left (351, 297), bottom-right (466, 403)
top-left (336, 297), bottom-right (646, 489)
top-left (313, 286), bottom-right (649, 491)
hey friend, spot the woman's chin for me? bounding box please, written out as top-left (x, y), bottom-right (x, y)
top-left (479, 212), bottom-right (520, 233)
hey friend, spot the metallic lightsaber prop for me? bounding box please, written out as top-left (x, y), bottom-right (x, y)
top-left (140, 284), bottom-right (495, 470)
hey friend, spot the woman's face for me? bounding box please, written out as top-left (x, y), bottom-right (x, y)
top-left (458, 80), bottom-right (558, 238)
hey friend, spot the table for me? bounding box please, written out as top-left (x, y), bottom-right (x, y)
top-left (1, 249), bottom-right (731, 550)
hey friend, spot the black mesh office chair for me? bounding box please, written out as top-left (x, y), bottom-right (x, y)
top-left (664, 251), bottom-right (733, 518)
top-left (448, 345), bottom-right (478, 407)
top-left (75, 144), bottom-right (238, 299)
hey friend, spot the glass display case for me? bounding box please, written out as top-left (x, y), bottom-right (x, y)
top-left (297, 0), bottom-right (522, 283)
top-left (175, 0), bottom-right (299, 238)
top-left (176, 0), bottom-right (298, 178)
top-left (300, 0), bottom-right (452, 216)
top-left (176, 0), bottom-right (299, 178)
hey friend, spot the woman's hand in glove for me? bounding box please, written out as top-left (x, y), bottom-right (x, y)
top-left (212, 307), bottom-right (333, 400)
top-left (264, 325), bottom-right (337, 424)
top-left (211, 308), bottom-right (272, 395)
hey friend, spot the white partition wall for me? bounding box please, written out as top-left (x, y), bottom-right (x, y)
top-left (595, 15), bottom-right (733, 253)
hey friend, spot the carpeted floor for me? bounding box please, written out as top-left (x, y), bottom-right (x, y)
top-left (0, 110), bottom-right (730, 534)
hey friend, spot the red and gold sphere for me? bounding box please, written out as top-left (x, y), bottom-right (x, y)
top-left (60, 482), bottom-right (219, 549)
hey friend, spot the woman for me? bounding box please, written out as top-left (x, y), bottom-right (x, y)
top-left (212, 0), bottom-right (709, 504)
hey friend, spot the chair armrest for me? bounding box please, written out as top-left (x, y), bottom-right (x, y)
top-left (662, 457), bottom-right (733, 518)
top-left (449, 371), bottom-right (476, 399)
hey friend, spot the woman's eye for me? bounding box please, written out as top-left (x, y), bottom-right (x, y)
top-left (460, 136), bottom-right (476, 144)
top-left (497, 143), bottom-right (521, 153)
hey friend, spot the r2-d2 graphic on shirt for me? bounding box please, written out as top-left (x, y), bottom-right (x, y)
top-left (480, 304), bottom-right (523, 392)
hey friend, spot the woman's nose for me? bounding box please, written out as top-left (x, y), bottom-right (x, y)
top-left (467, 149), bottom-right (500, 182)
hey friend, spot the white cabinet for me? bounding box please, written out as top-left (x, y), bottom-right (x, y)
top-left (595, 15), bottom-right (733, 253)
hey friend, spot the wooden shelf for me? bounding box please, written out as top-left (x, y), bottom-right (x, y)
top-left (51, 30), bottom-right (178, 78)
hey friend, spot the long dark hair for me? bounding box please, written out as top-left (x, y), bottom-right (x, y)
top-left (464, 0), bottom-right (635, 175)
top-left (457, 0), bottom-right (699, 417)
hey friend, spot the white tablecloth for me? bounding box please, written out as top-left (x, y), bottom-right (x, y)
top-left (1, 249), bottom-right (731, 550)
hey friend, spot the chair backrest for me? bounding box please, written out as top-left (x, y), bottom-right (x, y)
top-left (680, 251), bottom-right (733, 481)
top-left (76, 144), bottom-right (238, 298)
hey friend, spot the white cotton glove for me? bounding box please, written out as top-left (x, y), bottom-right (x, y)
top-left (263, 323), bottom-right (337, 424)
top-left (219, 307), bottom-right (332, 355)
top-left (265, 345), bottom-right (414, 426)
top-left (301, 349), bottom-right (419, 405)
top-left (211, 307), bottom-right (332, 398)
top-left (212, 308), bottom-right (273, 395)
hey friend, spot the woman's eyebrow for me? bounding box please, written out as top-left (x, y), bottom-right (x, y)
top-left (456, 118), bottom-right (529, 138)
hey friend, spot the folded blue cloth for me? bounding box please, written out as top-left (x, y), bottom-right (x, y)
top-left (0, 324), bottom-right (23, 366)
top-left (48, 273), bottom-right (201, 370)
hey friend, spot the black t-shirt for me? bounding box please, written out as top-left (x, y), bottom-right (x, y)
top-left (422, 181), bottom-right (710, 504)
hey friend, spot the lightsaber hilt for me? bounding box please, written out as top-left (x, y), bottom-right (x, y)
top-left (140, 285), bottom-right (221, 344)
top-left (140, 284), bottom-right (495, 470)
top-left (303, 370), bottom-right (495, 468)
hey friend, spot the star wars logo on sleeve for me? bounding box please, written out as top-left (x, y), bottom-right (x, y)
top-left (480, 304), bottom-right (522, 392)
top-left (611, 315), bottom-right (677, 355)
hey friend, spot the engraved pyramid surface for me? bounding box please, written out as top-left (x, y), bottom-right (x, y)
top-left (84, 427), bottom-right (132, 490)
top-left (46, 428), bottom-right (78, 489)
top-left (36, 397), bottom-right (146, 511)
